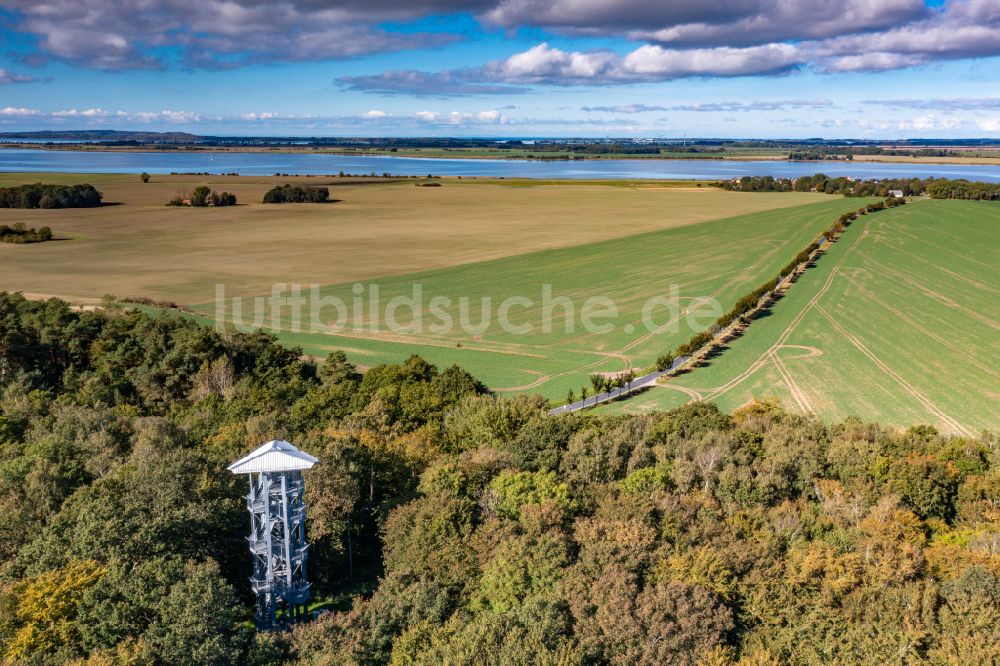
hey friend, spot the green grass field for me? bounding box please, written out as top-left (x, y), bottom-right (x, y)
top-left (198, 197), bottom-right (870, 400)
top-left (602, 199), bottom-right (1000, 434)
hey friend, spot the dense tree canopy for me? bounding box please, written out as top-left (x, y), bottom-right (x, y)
top-left (0, 291), bottom-right (997, 664)
top-left (0, 183), bottom-right (102, 209)
top-left (262, 184), bottom-right (330, 204)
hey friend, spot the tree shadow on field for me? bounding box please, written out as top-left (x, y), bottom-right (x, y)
top-left (697, 343), bottom-right (731, 368)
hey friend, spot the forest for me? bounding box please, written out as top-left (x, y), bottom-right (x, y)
top-left (0, 292), bottom-right (997, 665)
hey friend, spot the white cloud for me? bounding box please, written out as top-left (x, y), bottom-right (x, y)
top-left (413, 109), bottom-right (505, 125)
top-left (581, 104), bottom-right (669, 113)
top-left (51, 108), bottom-right (121, 118)
top-left (364, 109), bottom-right (387, 118)
top-left (977, 118), bottom-right (1000, 132)
top-left (486, 0), bottom-right (927, 47)
top-left (239, 112), bottom-right (281, 120)
top-left (43, 108), bottom-right (205, 123)
top-left (5, 0), bottom-right (1000, 83)
top-left (0, 106), bottom-right (42, 116)
top-left (475, 110), bottom-right (502, 122)
top-left (624, 43), bottom-right (800, 78)
top-left (132, 110), bottom-right (203, 123)
top-left (940, 116), bottom-right (963, 130)
top-left (667, 99), bottom-right (833, 112)
top-left (498, 43), bottom-right (621, 80)
top-left (902, 115), bottom-right (938, 131)
top-left (466, 41), bottom-right (805, 87)
top-left (865, 97), bottom-right (1000, 111)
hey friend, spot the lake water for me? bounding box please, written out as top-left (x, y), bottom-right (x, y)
top-left (1, 147), bottom-right (999, 182)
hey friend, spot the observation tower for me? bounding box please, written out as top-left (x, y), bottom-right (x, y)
top-left (228, 440), bottom-right (319, 630)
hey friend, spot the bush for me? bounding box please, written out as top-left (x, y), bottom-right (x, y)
top-left (165, 188), bottom-right (237, 207)
top-left (0, 223), bottom-right (56, 243)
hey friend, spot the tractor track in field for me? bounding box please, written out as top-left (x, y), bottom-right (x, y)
top-left (770, 348), bottom-right (815, 417)
top-left (890, 225), bottom-right (997, 272)
top-left (493, 350), bottom-right (631, 392)
top-left (655, 384), bottom-right (706, 402)
top-left (545, 239), bottom-right (789, 357)
top-left (863, 257), bottom-right (1000, 332)
top-left (884, 247), bottom-right (1000, 297)
top-left (674, 209), bottom-right (980, 435)
top-left (845, 274), bottom-right (1000, 381)
top-left (579, 240), bottom-right (790, 366)
top-left (816, 305), bottom-right (974, 437)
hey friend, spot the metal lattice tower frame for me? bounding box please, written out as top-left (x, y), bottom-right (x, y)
top-left (229, 440), bottom-right (319, 630)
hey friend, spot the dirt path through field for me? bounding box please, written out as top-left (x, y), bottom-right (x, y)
top-left (698, 216), bottom-right (875, 402)
top-left (656, 384), bottom-right (706, 401)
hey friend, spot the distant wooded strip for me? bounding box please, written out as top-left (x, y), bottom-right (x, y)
top-left (720, 173), bottom-right (1000, 200)
top-left (0, 183), bottom-right (102, 209)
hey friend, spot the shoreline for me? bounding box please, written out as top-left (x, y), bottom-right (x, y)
top-left (4, 148), bottom-right (999, 182)
top-left (7, 142), bottom-right (1000, 165)
top-left (0, 142), bottom-right (786, 161)
top-left (4, 142), bottom-right (1000, 165)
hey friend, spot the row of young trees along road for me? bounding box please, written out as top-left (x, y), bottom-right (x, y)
top-left (0, 291), bottom-right (997, 664)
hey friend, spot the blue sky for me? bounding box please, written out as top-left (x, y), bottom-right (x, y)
top-left (1, 0), bottom-right (999, 137)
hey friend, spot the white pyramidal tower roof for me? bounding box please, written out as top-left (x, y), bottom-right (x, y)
top-left (227, 440), bottom-right (319, 474)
